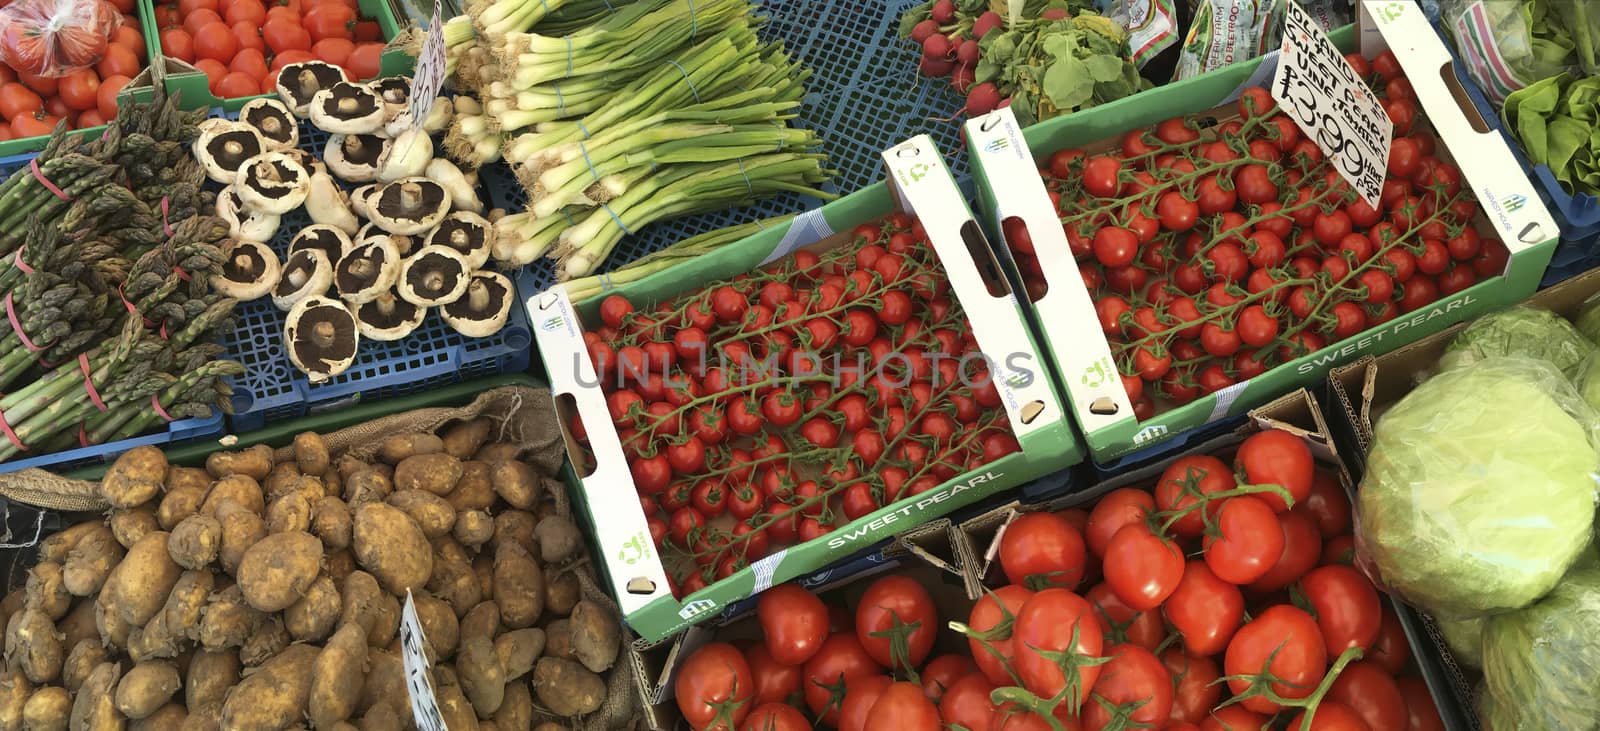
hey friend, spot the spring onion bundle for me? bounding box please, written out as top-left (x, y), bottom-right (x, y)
top-left (559, 216), bottom-right (791, 303)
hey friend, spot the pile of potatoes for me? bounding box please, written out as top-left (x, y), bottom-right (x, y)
top-left (0, 419), bottom-right (621, 730)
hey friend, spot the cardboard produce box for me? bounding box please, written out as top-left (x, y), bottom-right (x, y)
top-left (528, 136), bottom-right (1081, 643)
top-left (965, 1), bottom-right (1559, 465)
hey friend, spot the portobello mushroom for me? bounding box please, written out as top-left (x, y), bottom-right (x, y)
top-left (239, 97), bottom-right (299, 151)
top-left (275, 61), bottom-right (349, 118)
top-left (442, 271), bottom-right (513, 337)
top-left (285, 296), bottom-right (359, 382)
top-left (289, 225), bottom-right (354, 266)
top-left (217, 186), bottom-right (281, 242)
top-left (194, 123), bottom-right (266, 184)
top-left (272, 248), bottom-right (334, 311)
top-left (370, 77), bottom-right (410, 121)
top-left (369, 178), bottom-right (450, 236)
top-left (309, 82), bottom-right (386, 135)
top-left (425, 211), bottom-right (492, 270)
top-left (355, 290), bottom-right (426, 341)
top-left (325, 134), bottom-right (389, 183)
top-left (334, 236), bottom-right (402, 305)
top-left (214, 240), bottom-right (281, 301)
top-left (235, 151), bottom-right (311, 215)
top-left (397, 245), bottom-right (470, 307)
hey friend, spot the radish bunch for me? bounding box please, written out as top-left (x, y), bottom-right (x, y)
top-left (898, 0), bottom-right (1010, 116)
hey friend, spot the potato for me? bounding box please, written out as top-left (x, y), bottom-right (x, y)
top-left (38, 523), bottom-right (100, 565)
top-left (109, 507), bottom-right (160, 549)
top-left (23, 563), bottom-right (69, 621)
top-left (492, 512), bottom-right (536, 553)
top-left (453, 511), bottom-right (493, 549)
top-left (441, 419), bottom-right (492, 460)
top-left (266, 492), bottom-right (313, 534)
top-left (309, 623), bottom-right (367, 728)
top-left (325, 550), bottom-right (356, 585)
top-left (543, 570), bottom-right (579, 619)
top-left (69, 663), bottom-right (122, 730)
top-left (357, 650), bottom-right (406, 718)
top-left (378, 434), bottom-right (444, 464)
top-left (5, 609), bottom-right (61, 683)
top-left (493, 543), bottom-right (543, 629)
top-left (115, 661), bottom-right (180, 719)
top-left (22, 685), bottom-right (70, 731)
top-left (165, 466), bottom-right (211, 494)
top-left (291, 475), bottom-right (328, 503)
top-left (185, 649), bottom-right (239, 715)
top-left (61, 526), bottom-right (122, 597)
top-left (532, 724), bottom-right (566, 731)
top-left (474, 443), bottom-right (520, 464)
top-left (321, 470), bottom-right (344, 503)
top-left (157, 486), bottom-right (208, 531)
top-left (339, 572), bottom-right (398, 647)
top-left (93, 599), bottom-right (132, 649)
top-left (532, 658), bottom-right (604, 716)
top-left (56, 601), bottom-right (97, 655)
top-left (493, 682), bottom-right (532, 731)
top-left (262, 462), bottom-right (302, 502)
top-left (432, 537), bottom-right (470, 566)
top-left (167, 515), bottom-right (221, 570)
top-left (435, 676), bottom-right (479, 731)
top-left (205, 444), bottom-right (273, 481)
top-left (385, 490), bottom-right (456, 539)
top-left (445, 462), bottom-right (495, 513)
top-left (544, 620), bottom-right (575, 662)
top-left (459, 602), bottom-right (500, 643)
top-left (62, 641), bottom-right (106, 693)
top-left (127, 613), bottom-right (182, 663)
top-left (162, 570), bottom-right (214, 639)
top-left (472, 552), bottom-right (494, 604)
top-left (312, 496), bottom-right (353, 551)
top-left (286, 575), bottom-right (341, 642)
top-left (412, 595), bottom-right (458, 662)
top-left (355, 704), bottom-right (401, 731)
top-left (235, 530), bottom-right (322, 612)
top-left (352, 503), bottom-right (433, 596)
top-left (533, 517), bottom-right (582, 565)
top-left (343, 469), bottom-right (393, 507)
top-left (239, 616), bottom-right (288, 666)
top-left (215, 502), bottom-right (267, 576)
top-left (102, 446), bottom-right (168, 509)
top-left (196, 585), bottom-right (262, 650)
top-left (101, 531), bottom-right (182, 626)
top-left (427, 555), bottom-right (481, 618)
top-left (489, 460), bottom-right (538, 510)
top-left (293, 432), bottom-right (331, 476)
top-left (569, 600), bottom-right (621, 674)
top-left (130, 703), bottom-right (186, 730)
top-left (394, 454), bottom-right (463, 496)
top-left (457, 635), bottom-right (505, 716)
top-left (218, 643), bottom-right (318, 730)
top-left (0, 593), bottom-right (17, 645)
top-left (494, 628), bottom-right (544, 680)
top-left (0, 671), bottom-right (27, 731)
top-left (179, 710), bottom-right (220, 731)
top-left (201, 475), bottom-right (264, 516)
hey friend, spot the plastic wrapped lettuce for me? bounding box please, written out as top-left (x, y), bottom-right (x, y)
top-left (1576, 292), bottom-right (1600, 345)
top-left (1578, 352), bottom-right (1600, 413)
top-left (1435, 616), bottom-right (1484, 669)
top-left (1439, 306), bottom-right (1596, 379)
top-left (1356, 357), bottom-right (1600, 619)
top-left (1481, 566), bottom-right (1600, 729)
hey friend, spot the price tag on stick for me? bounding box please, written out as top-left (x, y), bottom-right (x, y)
top-left (400, 590), bottom-right (449, 731)
top-left (1270, 0), bottom-right (1392, 209)
top-left (405, 0), bottom-right (448, 130)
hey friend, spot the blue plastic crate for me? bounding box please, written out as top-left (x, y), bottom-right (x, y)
top-left (217, 113), bottom-right (534, 432)
top-left (505, 0), bottom-right (969, 293)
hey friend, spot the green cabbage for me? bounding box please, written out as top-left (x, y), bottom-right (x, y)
top-left (1576, 293), bottom-right (1600, 344)
top-left (1578, 354), bottom-right (1600, 413)
top-left (1357, 357), bottom-right (1600, 619)
top-left (1439, 306), bottom-right (1596, 379)
top-left (1436, 616), bottom-right (1484, 668)
top-left (1482, 566), bottom-right (1600, 730)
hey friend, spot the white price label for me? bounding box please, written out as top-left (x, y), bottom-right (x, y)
top-left (400, 591), bottom-right (449, 731)
top-left (405, 0), bottom-right (447, 129)
top-left (1270, 0), bottom-right (1392, 208)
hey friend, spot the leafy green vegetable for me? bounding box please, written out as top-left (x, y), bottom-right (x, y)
top-left (974, 9), bottom-right (1146, 126)
top-left (1482, 565), bottom-right (1600, 729)
top-left (1439, 305), bottom-right (1596, 380)
top-left (1502, 74), bottom-right (1600, 197)
top-left (1356, 357), bottom-right (1600, 620)
top-left (1436, 615), bottom-right (1485, 669)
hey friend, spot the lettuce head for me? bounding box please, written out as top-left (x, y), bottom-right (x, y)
top-left (1357, 357), bottom-right (1600, 619)
top-left (1482, 566), bottom-right (1600, 730)
top-left (1440, 306), bottom-right (1595, 379)
top-left (1435, 615), bottom-right (1484, 669)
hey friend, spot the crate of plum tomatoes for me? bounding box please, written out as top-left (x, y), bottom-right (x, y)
top-left (965, 4), bottom-right (1560, 464)
top-left (529, 136), bottom-right (1079, 642)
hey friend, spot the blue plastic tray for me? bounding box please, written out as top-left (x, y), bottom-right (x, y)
top-left (0, 150), bottom-right (228, 474)
top-left (218, 113), bottom-right (535, 432)
top-left (501, 0), bottom-right (970, 293)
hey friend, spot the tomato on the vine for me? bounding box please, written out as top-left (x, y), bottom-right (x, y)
top-left (744, 644), bottom-right (801, 707)
top-left (941, 673), bottom-right (998, 731)
top-left (1101, 523), bottom-right (1184, 611)
top-left (1163, 560), bottom-right (1243, 656)
top-left (802, 633), bottom-right (878, 724)
top-left (966, 584), bottom-right (1032, 685)
top-left (1153, 454), bottom-right (1232, 537)
top-left (854, 575), bottom-right (937, 672)
top-left (1163, 649), bottom-right (1222, 724)
top-left (675, 643), bottom-right (755, 731)
top-left (1300, 564), bottom-right (1383, 656)
top-left (1011, 588), bottom-right (1104, 707)
top-left (1225, 605), bottom-right (1328, 714)
top-left (999, 511), bottom-right (1087, 590)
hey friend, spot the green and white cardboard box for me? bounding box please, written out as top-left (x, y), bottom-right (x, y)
top-left (526, 136), bottom-right (1082, 642)
top-left (965, 1), bottom-right (1559, 463)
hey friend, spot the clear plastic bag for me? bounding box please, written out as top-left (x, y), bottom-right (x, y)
top-left (0, 0), bottom-right (123, 78)
top-left (1355, 356), bottom-right (1600, 620)
top-left (1438, 305), bottom-right (1596, 380)
top-left (1440, 0), bottom-right (1600, 104)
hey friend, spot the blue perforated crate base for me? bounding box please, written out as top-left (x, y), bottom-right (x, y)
top-left (222, 113), bottom-right (534, 432)
top-left (497, 0), bottom-right (968, 293)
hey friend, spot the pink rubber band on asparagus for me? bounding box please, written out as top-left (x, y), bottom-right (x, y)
top-left (4, 293), bottom-right (43, 352)
top-left (0, 407), bottom-right (27, 451)
top-left (30, 159), bottom-right (70, 201)
top-left (12, 246), bottom-right (32, 275)
top-left (79, 353), bottom-right (106, 412)
top-left (161, 197), bottom-right (174, 237)
top-left (78, 423), bottom-right (89, 448)
top-left (151, 394), bottom-right (174, 422)
top-left (117, 284), bottom-right (155, 327)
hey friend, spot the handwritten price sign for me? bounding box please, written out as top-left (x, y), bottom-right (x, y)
top-left (405, 0), bottom-right (447, 129)
top-left (400, 591), bottom-right (449, 731)
top-left (1270, 0), bottom-right (1392, 208)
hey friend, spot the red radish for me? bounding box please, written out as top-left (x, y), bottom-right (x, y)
top-left (966, 82), bottom-right (1001, 115)
top-left (920, 56), bottom-right (955, 77)
top-left (1042, 8), bottom-right (1069, 19)
top-left (952, 64), bottom-right (975, 94)
top-left (973, 11), bottom-right (1003, 38)
top-left (930, 0), bottom-right (956, 23)
top-left (957, 39), bottom-right (980, 66)
top-left (910, 19), bottom-right (939, 43)
top-left (922, 34), bottom-right (951, 61)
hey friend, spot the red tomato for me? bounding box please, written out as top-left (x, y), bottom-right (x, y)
top-left (183, 7), bottom-right (223, 36)
top-left (864, 682), bottom-right (941, 730)
top-left (263, 18), bottom-right (312, 53)
top-left (304, 1), bottom-right (355, 41)
top-left (1084, 583), bottom-right (1165, 652)
top-left (739, 703), bottom-right (809, 731)
top-left (1101, 523), bottom-right (1183, 611)
top-left (95, 44), bottom-right (141, 80)
top-left (1012, 589), bottom-right (1103, 706)
top-left (224, 0), bottom-right (265, 25)
top-left (1298, 470), bottom-right (1352, 537)
top-left (194, 22), bottom-right (238, 62)
top-left (941, 674), bottom-right (998, 731)
top-left (10, 112), bottom-right (58, 138)
top-left (95, 73), bottom-right (131, 120)
top-left (1291, 701), bottom-right (1372, 731)
top-left (999, 512), bottom-right (1087, 590)
top-left (1081, 644), bottom-right (1172, 731)
top-left (153, 5), bottom-right (181, 27)
top-left (178, 0), bottom-right (219, 15)
top-left (1301, 565), bottom-right (1383, 656)
top-left (1398, 677), bottom-right (1447, 731)
top-left (74, 109), bottom-right (107, 129)
top-left (802, 633), bottom-right (878, 725)
top-left (966, 584), bottom-right (1033, 686)
top-left (312, 37), bottom-right (355, 70)
top-left (353, 19), bottom-right (382, 42)
top-left (837, 675), bottom-right (893, 731)
top-left (1235, 429), bottom-right (1314, 513)
top-left (1162, 650), bottom-right (1221, 724)
top-left (920, 655), bottom-right (977, 702)
top-left (1204, 496), bottom-right (1284, 585)
top-left (1084, 488), bottom-right (1154, 558)
top-left (346, 41), bottom-right (383, 79)
top-left (17, 72), bottom-right (56, 97)
top-left (676, 643), bottom-right (755, 731)
top-left (1247, 509), bottom-right (1322, 592)
top-left (216, 71), bottom-right (260, 97)
top-left (1163, 561), bottom-right (1243, 656)
top-left (744, 644), bottom-right (801, 707)
top-left (757, 583), bottom-right (828, 666)
top-left (57, 70), bottom-right (100, 113)
top-left (1329, 661), bottom-right (1407, 731)
top-left (855, 575), bottom-right (937, 672)
top-left (1154, 455), bottom-right (1233, 537)
top-left (229, 21), bottom-right (265, 53)
top-left (229, 47), bottom-right (268, 79)
top-left (0, 83), bottom-right (43, 122)
top-left (1200, 705), bottom-right (1268, 731)
top-left (1225, 605), bottom-right (1327, 714)
top-left (160, 28), bottom-right (195, 62)
top-left (1369, 605), bottom-right (1411, 675)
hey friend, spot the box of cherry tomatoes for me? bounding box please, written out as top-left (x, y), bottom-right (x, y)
top-left (527, 135), bottom-right (1080, 642)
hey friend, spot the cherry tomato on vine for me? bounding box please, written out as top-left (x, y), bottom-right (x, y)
top-left (855, 576), bottom-right (937, 672)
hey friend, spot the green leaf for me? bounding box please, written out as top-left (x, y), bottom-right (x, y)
top-left (975, 57), bottom-right (1002, 84)
top-left (1547, 114), bottom-right (1590, 179)
top-left (1084, 53), bottom-right (1124, 82)
top-left (898, 2), bottom-right (932, 38)
top-left (1011, 90), bottom-right (1036, 126)
top-left (1043, 52), bottom-right (1094, 110)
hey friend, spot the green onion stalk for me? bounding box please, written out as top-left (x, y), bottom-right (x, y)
top-left (552, 153), bottom-right (834, 279)
top-left (491, 208), bottom-right (580, 265)
top-left (494, 0), bottom-right (748, 89)
top-left (560, 215), bottom-right (791, 303)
